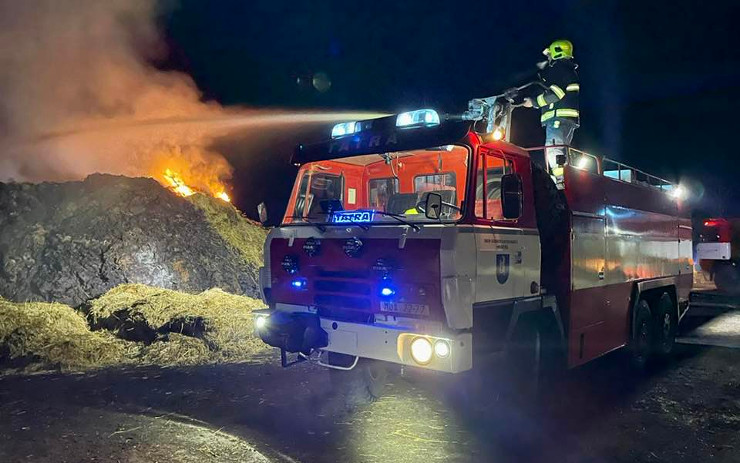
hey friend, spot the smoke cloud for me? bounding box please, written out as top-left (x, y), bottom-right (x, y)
top-left (0, 0), bottom-right (245, 193)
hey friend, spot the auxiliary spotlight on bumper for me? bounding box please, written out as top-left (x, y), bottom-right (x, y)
top-left (253, 309), bottom-right (328, 356)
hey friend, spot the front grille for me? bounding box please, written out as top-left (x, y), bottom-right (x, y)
top-left (315, 294), bottom-right (371, 311)
top-left (314, 280), bottom-right (370, 295)
top-left (318, 306), bottom-right (374, 324)
top-left (317, 268), bottom-right (370, 279)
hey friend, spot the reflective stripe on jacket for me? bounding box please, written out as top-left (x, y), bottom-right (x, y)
top-left (526, 58), bottom-right (580, 126)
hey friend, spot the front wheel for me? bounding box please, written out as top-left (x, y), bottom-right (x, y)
top-left (502, 317), bottom-right (542, 403)
top-left (328, 353), bottom-right (388, 408)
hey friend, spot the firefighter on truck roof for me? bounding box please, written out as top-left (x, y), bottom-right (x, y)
top-left (522, 39), bottom-right (580, 185)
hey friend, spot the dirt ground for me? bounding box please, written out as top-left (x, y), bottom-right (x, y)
top-left (1, 319), bottom-right (740, 463)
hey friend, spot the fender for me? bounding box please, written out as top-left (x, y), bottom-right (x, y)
top-left (472, 294), bottom-right (565, 354)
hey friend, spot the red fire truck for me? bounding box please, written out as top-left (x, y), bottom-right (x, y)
top-left (254, 93), bottom-right (693, 401)
top-left (697, 218), bottom-right (740, 294)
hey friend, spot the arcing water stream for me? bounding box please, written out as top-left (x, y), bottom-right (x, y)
top-left (5, 111), bottom-right (384, 201)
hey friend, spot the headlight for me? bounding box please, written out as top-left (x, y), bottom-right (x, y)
top-left (410, 337), bottom-right (433, 365)
top-left (434, 340), bottom-right (450, 358)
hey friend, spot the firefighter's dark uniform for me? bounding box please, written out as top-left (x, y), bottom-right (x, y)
top-left (526, 56), bottom-right (580, 173)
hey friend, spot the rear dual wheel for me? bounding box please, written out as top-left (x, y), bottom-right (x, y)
top-left (652, 293), bottom-right (677, 357)
top-left (630, 293), bottom-right (677, 369)
top-left (629, 300), bottom-right (653, 370)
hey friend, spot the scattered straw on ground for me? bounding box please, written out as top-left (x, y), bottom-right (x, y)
top-left (88, 284), bottom-right (269, 362)
top-left (188, 193), bottom-right (268, 271)
top-left (1, 284), bottom-right (271, 373)
top-left (0, 298), bottom-right (137, 371)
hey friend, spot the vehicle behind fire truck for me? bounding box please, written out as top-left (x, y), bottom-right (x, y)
top-left (253, 93), bottom-right (693, 403)
top-left (697, 218), bottom-right (740, 294)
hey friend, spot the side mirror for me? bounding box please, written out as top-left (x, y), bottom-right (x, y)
top-left (424, 192), bottom-right (443, 220)
top-left (257, 202), bottom-right (268, 225)
top-left (501, 173), bottom-right (523, 219)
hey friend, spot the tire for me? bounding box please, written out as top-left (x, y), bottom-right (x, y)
top-left (503, 317), bottom-right (542, 403)
top-left (328, 354), bottom-right (388, 408)
top-left (629, 300), bottom-right (653, 370)
top-left (652, 292), bottom-right (677, 357)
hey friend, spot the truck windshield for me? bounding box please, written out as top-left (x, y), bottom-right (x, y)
top-left (283, 145), bottom-right (470, 225)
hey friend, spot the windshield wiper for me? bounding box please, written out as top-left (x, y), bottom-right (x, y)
top-left (355, 210), bottom-right (421, 232)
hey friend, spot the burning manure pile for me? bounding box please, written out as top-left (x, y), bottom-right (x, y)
top-left (0, 284), bottom-right (270, 373)
top-left (0, 173), bottom-right (267, 306)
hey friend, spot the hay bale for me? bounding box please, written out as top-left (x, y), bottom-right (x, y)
top-left (88, 284), bottom-right (269, 361)
top-left (0, 298), bottom-right (137, 371)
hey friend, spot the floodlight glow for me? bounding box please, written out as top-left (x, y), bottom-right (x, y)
top-left (577, 156), bottom-right (590, 169)
top-left (331, 121), bottom-right (358, 138)
top-left (670, 185), bottom-right (687, 200)
top-left (396, 109), bottom-right (440, 128)
top-left (492, 128), bottom-right (504, 141)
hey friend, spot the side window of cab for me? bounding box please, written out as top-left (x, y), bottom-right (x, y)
top-left (475, 152), bottom-right (514, 221)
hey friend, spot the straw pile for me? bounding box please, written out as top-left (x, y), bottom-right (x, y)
top-left (0, 284), bottom-right (270, 373)
top-left (188, 193), bottom-right (267, 274)
top-left (87, 284), bottom-right (269, 362)
top-left (0, 298), bottom-right (137, 371)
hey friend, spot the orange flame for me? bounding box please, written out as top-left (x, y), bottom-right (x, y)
top-left (158, 167), bottom-right (231, 202)
top-left (162, 169), bottom-right (195, 197)
top-left (148, 144), bottom-right (233, 202)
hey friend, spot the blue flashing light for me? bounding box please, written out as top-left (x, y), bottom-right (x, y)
top-left (396, 109), bottom-right (440, 128)
top-left (380, 286), bottom-right (395, 297)
top-left (291, 278), bottom-right (307, 289)
top-left (331, 121), bottom-right (358, 138)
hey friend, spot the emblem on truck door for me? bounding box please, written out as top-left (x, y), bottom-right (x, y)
top-left (496, 253), bottom-right (510, 284)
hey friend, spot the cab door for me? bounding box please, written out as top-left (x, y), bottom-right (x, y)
top-left (474, 149), bottom-right (525, 302)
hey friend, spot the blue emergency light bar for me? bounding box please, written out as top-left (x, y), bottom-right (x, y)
top-left (330, 109), bottom-right (441, 138)
top-left (331, 121), bottom-right (358, 138)
top-left (396, 109), bottom-right (440, 128)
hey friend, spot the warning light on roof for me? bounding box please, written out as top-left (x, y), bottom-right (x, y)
top-left (396, 109), bottom-right (440, 128)
top-left (331, 121), bottom-right (358, 138)
top-left (492, 128), bottom-right (504, 141)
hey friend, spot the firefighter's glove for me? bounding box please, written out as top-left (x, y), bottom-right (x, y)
top-left (521, 97), bottom-right (534, 108)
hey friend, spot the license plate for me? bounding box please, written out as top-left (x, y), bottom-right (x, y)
top-left (380, 301), bottom-right (430, 316)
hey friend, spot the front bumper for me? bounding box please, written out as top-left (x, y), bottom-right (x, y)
top-left (255, 309), bottom-right (472, 374)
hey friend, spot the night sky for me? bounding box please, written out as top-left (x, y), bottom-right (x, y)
top-left (160, 0), bottom-right (739, 221)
